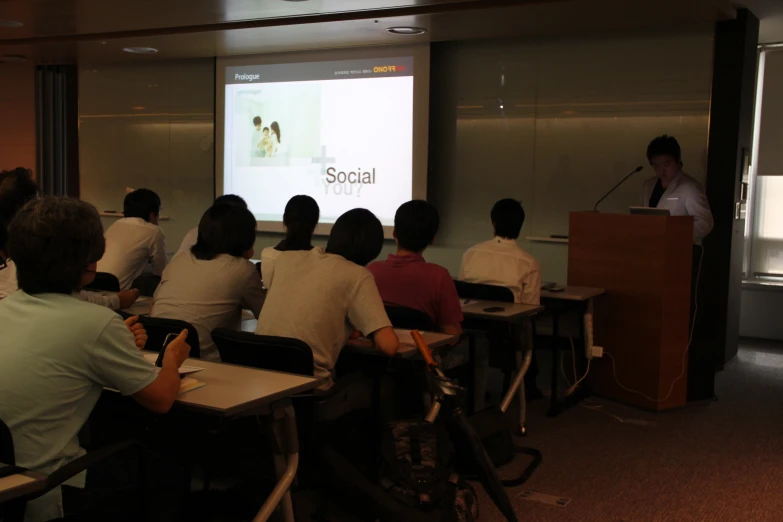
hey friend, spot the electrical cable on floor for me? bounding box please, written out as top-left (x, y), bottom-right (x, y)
top-left (603, 245), bottom-right (704, 404)
top-left (565, 337), bottom-right (590, 397)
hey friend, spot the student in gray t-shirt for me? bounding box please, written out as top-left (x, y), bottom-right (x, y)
top-left (0, 197), bottom-right (191, 522)
top-left (257, 208), bottom-right (399, 387)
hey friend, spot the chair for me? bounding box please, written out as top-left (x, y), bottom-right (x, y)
top-left (138, 316), bottom-right (201, 359)
top-left (83, 272), bottom-right (120, 293)
top-left (0, 418), bottom-right (143, 522)
top-left (383, 305), bottom-right (435, 331)
top-left (211, 328), bottom-right (313, 376)
top-left (130, 274), bottom-right (161, 297)
top-left (453, 280), bottom-right (514, 303)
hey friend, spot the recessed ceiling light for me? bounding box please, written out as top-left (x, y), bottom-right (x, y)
top-left (131, 106), bottom-right (145, 110)
top-left (0, 55), bottom-right (27, 63)
top-left (0, 20), bottom-right (23, 27)
top-left (123, 47), bottom-right (158, 54)
top-left (282, 0), bottom-right (310, 2)
top-left (386, 26), bottom-right (426, 35)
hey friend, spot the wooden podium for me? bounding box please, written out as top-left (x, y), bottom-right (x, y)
top-left (568, 211), bottom-right (693, 411)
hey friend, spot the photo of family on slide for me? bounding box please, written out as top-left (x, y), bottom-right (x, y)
top-left (251, 116), bottom-right (281, 158)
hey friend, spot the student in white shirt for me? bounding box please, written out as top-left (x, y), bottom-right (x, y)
top-left (459, 198), bottom-right (542, 400)
top-left (0, 168), bottom-right (139, 309)
top-left (152, 203), bottom-right (266, 361)
top-left (459, 198), bottom-right (541, 306)
top-left (98, 188), bottom-right (167, 290)
top-left (0, 196), bottom-right (190, 521)
top-left (260, 195), bottom-right (319, 286)
top-left (176, 194), bottom-right (249, 257)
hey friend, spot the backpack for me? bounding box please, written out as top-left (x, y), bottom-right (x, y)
top-left (380, 420), bottom-right (479, 522)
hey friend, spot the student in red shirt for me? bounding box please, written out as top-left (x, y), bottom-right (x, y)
top-left (368, 200), bottom-right (463, 335)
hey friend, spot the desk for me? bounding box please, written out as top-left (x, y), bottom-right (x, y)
top-left (145, 354), bottom-right (324, 522)
top-left (460, 301), bottom-right (543, 434)
top-left (0, 464), bottom-right (46, 505)
top-left (121, 295), bottom-right (153, 317)
top-left (540, 286), bottom-right (604, 417)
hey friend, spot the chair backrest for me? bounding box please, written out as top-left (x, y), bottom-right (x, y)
top-left (139, 316), bottom-right (201, 358)
top-left (0, 417), bottom-right (14, 465)
top-left (384, 305), bottom-right (436, 331)
top-left (83, 272), bottom-right (120, 292)
top-left (212, 328), bottom-right (314, 376)
top-left (454, 280), bottom-right (515, 303)
top-left (131, 274), bottom-right (161, 297)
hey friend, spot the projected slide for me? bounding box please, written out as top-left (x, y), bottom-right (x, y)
top-left (223, 56), bottom-right (415, 227)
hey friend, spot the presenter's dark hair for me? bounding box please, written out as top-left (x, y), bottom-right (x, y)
top-left (214, 194), bottom-right (247, 209)
top-left (271, 121), bottom-right (281, 143)
top-left (646, 135), bottom-right (682, 165)
top-left (280, 195), bottom-right (319, 251)
top-left (491, 199), bottom-right (525, 239)
top-left (191, 203), bottom-right (257, 260)
top-left (326, 208), bottom-right (384, 266)
top-left (8, 196), bottom-right (105, 295)
top-left (253, 116), bottom-right (262, 126)
top-left (0, 167), bottom-right (38, 225)
top-left (123, 188), bottom-right (161, 221)
top-left (394, 200), bottom-right (439, 253)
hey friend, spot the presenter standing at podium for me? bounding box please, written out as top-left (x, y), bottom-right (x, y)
top-left (642, 135), bottom-right (713, 244)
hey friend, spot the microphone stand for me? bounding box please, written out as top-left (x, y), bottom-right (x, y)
top-left (593, 166), bottom-right (644, 212)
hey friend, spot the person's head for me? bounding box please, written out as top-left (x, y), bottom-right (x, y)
top-left (282, 195), bottom-right (319, 249)
top-left (123, 188), bottom-right (161, 224)
top-left (326, 208), bottom-right (384, 266)
top-left (191, 203), bottom-right (257, 261)
top-left (0, 167), bottom-right (38, 225)
top-left (647, 135), bottom-right (682, 185)
top-left (491, 198), bottom-right (525, 239)
top-left (393, 200), bottom-right (439, 254)
top-left (263, 127), bottom-right (269, 136)
top-left (213, 193), bottom-right (248, 209)
top-left (8, 196), bottom-right (105, 294)
top-left (253, 116), bottom-right (262, 130)
top-left (270, 121), bottom-right (281, 143)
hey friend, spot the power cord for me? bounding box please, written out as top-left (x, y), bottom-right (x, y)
top-left (561, 337), bottom-right (590, 397)
top-left (603, 245), bottom-right (704, 404)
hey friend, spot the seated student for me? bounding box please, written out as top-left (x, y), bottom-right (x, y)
top-left (151, 203), bottom-right (266, 361)
top-left (98, 188), bottom-right (167, 290)
top-left (0, 168), bottom-right (138, 309)
top-left (459, 198), bottom-right (541, 306)
top-left (257, 208), bottom-right (399, 387)
top-left (368, 200), bottom-right (463, 335)
top-left (176, 194), bottom-right (248, 256)
top-left (260, 194), bottom-right (320, 285)
top-left (0, 196), bottom-right (190, 522)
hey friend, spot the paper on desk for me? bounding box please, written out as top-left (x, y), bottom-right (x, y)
top-left (142, 353), bottom-right (204, 376)
top-left (179, 377), bottom-right (206, 394)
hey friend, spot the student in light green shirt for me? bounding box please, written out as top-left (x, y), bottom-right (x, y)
top-left (0, 196), bottom-right (191, 522)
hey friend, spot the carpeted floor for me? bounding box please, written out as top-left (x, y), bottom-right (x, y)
top-left (476, 339), bottom-right (783, 522)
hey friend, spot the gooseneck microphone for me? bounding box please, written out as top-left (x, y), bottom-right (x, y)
top-left (593, 166), bottom-right (644, 212)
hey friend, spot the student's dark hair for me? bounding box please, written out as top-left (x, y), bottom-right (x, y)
top-left (8, 196), bottom-right (105, 294)
top-left (213, 194), bottom-right (247, 209)
top-left (271, 121), bottom-right (281, 143)
top-left (278, 195), bottom-right (319, 251)
top-left (646, 135), bottom-right (682, 165)
top-left (191, 203), bottom-right (257, 260)
top-left (326, 208), bottom-right (384, 266)
top-left (0, 167), bottom-right (38, 226)
top-left (123, 188), bottom-right (161, 221)
top-left (253, 116), bottom-right (262, 126)
top-left (263, 127), bottom-right (269, 132)
top-left (394, 200), bottom-right (439, 253)
top-left (491, 198), bottom-right (525, 239)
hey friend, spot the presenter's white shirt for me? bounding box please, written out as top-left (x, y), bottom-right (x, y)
top-left (459, 237), bottom-right (541, 305)
top-left (97, 217), bottom-right (167, 290)
top-left (641, 172), bottom-right (714, 243)
top-left (176, 227), bottom-right (199, 257)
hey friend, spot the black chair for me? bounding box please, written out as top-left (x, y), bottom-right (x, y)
top-left (0, 418), bottom-right (143, 522)
top-left (138, 317), bottom-right (200, 359)
top-left (383, 305), bottom-right (436, 331)
top-left (453, 280), bottom-right (514, 303)
top-left (131, 274), bottom-right (161, 297)
top-left (83, 272), bottom-right (120, 293)
top-left (211, 328), bottom-right (313, 376)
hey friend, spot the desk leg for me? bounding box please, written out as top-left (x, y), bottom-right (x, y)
top-left (500, 319), bottom-right (533, 435)
top-left (547, 313), bottom-right (561, 417)
top-left (254, 403), bottom-right (299, 522)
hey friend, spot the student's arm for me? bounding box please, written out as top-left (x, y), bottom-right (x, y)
top-left (133, 330), bottom-right (191, 413)
top-left (519, 260), bottom-right (542, 306)
top-left (241, 265), bottom-right (266, 318)
top-left (438, 271), bottom-right (464, 338)
top-left (149, 229), bottom-right (168, 276)
top-left (347, 274), bottom-right (399, 357)
top-left (260, 253), bottom-right (275, 290)
top-left (369, 326), bottom-right (399, 357)
top-left (78, 290), bottom-right (121, 309)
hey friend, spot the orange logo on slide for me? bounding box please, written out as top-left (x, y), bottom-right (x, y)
top-left (373, 64), bottom-right (406, 73)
